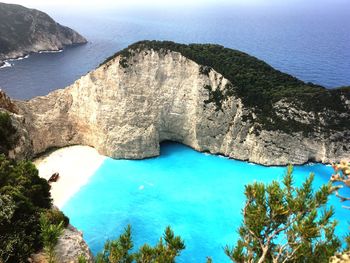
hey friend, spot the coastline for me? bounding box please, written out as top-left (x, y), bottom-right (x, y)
top-left (34, 145), bottom-right (106, 209)
top-left (0, 50), bottom-right (62, 69)
top-left (0, 42), bottom-right (87, 70)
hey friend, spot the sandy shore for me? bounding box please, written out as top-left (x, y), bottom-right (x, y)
top-left (34, 145), bottom-right (106, 209)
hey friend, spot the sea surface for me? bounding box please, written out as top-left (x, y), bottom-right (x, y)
top-left (63, 142), bottom-right (349, 262)
top-left (0, 5), bottom-right (349, 99)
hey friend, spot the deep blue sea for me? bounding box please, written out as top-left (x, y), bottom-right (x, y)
top-left (0, 4), bottom-right (349, 99)
top-left (62, 142), bottom-right (350, 262)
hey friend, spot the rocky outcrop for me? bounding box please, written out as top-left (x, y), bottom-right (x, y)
top-left (0, 3), bottom-right (86, 64)
top-left (330, 251), bottom-right (350, 263)
top-left (0, 89), bottom-right (32, 159)
top-left (0, 89), bottom-right (18, 113)
top-left (11, 45), bottom-right (349, 165)
top-left (30, 225), bottom-right (94, 263)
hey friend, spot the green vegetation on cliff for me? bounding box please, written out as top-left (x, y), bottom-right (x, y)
top-left (0, 112), bottom-right (17, 155)
top-left (104, 41), bottom-right (349, 134)
top-left (0, 155), bottom-right (68, 262)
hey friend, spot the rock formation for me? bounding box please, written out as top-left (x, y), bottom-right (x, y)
top-left (0, 40), bottom-right (350, 165)
top-left (0, 89), bottom-right (32, 159)
top-left (0, 2), bottom-right (87, 66)
top-left (30, 225), bottom-right (94, 263)
top-left (8, 41), bottom-right (349, 166)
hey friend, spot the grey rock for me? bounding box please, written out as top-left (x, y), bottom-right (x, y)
top-left (30, 225), bottom-right (94, 263)
top-left (0, 3), bottom-right (87, 63)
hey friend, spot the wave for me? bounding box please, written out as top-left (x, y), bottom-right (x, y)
top-left (0, 49), bottom-right (63, 70)
top-left (0, 61), bottom-right (12, 69)
top-left (38, 49), bottom-right (63, 54)
top-left (6, 54), bottom-right (30, 62)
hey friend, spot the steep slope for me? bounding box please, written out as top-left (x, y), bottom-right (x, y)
top-left (7, 41), bottom-right (350, 165)
top-left (0, 2), bottom-right (86, 66)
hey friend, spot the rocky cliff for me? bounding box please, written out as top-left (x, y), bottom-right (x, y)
top-left (30, 225), bottom-right (94, 263)
top-left (4, 41), bottom-right (350, 165)
top-left (0, 2), bottom-right (86, 66)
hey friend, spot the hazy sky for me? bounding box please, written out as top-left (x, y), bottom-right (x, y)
top-left (2, 0), bottom-right (349, 10)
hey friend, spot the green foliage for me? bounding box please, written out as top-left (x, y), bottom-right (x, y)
top-left (96, 225), bottom-right (185, 263)
top-left (225, 165), bottom-right (341, 262)
top-left (0, 112), bottom-right (17, 155)
top-left (0, 155), bottom-right (52, 263)
top-left (119, 58), bottom-right (129, 68)
top-left (40, 213), bottom-right (64, 263)
top-left (78, 255), bottom-right (88, 263)
top-left (102, 41), bottom-right (350, 133)
top-left (43, 208), bottom-right (70, 228)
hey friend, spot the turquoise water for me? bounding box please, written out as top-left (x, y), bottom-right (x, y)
top-left (62, 142), bottom-right (349, 262)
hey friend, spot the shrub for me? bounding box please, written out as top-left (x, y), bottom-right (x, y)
top-left (0, 155), bottom-right (52, 262)
top-left (40, 213), bottom-right (64, 263)
top-left (43, 209), bottom-right (69, 228)
top-left (0, 112), bottom-right (17, 155)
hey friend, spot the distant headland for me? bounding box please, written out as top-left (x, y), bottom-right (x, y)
top-left (0, 2), bottom-right (87, 67)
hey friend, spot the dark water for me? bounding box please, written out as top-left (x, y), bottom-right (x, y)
top-left (0, 5), bottom-right (349, 99)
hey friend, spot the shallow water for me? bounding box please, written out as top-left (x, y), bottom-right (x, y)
top-left (62, 142), bottom-right (349, 262)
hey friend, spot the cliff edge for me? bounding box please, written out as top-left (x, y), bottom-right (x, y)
top-left (4, 41), bottom-right (350, 165)
top-left (0, 2), bottom-right (87, 66)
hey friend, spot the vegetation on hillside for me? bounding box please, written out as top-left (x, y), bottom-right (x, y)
top-left (0, 155), bottom-right (67, 263)
top-left (0, 112), bottom-right (17, 155)
top-left (102, 41), bottom-right (350, 133)
top-left (225, 165), bottom-right (341, 262)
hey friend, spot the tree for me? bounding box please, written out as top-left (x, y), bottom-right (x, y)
top-left (225, 165), bottom-right (340, 263)
top-left (0, 154), bottom-right (52, 262)
top-left (0, 112), bottom-right (17, 155)
top-left (40, 214), bottom-right (64, 263)
top-left (331, 160), bottom-right (350, 209)
top-left (96, 225), bottom-right (185, 263)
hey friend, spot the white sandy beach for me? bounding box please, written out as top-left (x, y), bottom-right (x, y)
top-left (34, 145), bottom-right (106, 209)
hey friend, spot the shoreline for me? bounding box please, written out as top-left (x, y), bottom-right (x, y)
top-left (0, 50), bottom-right (62, 69)
top-left (34, 145), bottom-right (106, 209)
top-left (0, 42), bottom-right (87, 70)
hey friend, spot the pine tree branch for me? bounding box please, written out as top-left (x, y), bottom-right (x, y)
top-left (243, 201), bottom-right (264, 248)
top-left (281, 244), bottom-right (301, 263)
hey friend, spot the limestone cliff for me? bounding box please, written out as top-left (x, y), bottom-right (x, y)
top-left (30, 225), bottom-right (94, 263)
top-left (0, 2), bottom-right (86, 66)
top-left (10, 41), bottom-right (349, 165)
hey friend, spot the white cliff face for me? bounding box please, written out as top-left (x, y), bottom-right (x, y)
top-left (14, 49), bottom-right (350, 165)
